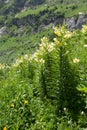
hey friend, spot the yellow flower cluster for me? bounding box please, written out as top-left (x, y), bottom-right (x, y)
top-left (10, 103), bottom-right (15, 108)
top-left (12, 48), bottom-right (45, 67)
top-left (23, 54), bottom-right (29, 60)
top-left (40, 37), bottom-right (55, 52)
top-left (0, 63), bottom-right (5, 70)
top-left (54, 26), bottom-right (73, 40)
top-left (82, 25), bottom-right (87, 33)
top-left (12, 54), bottom-right (30, 67)
top-left (39, 58), bottom-right (45, 64)
top-left (11, 25), bottom-right (85, 69)
top-left (24, 100), bottom-right (28, 105)
top-left (40, 37), bottom-right (49, 48)
top-left (53, 26), bottom-right (66, 36)
top-left (31, 50), bottom-right (42, 63)
top-left (73, 58), bottom-right (80, 63)
top-left (13, 58), bottom-right (23, 67)
top-left (41, 37), bottom-right (49, 45)
top-left (32, 51), bottom-right (39, 59)
top-left (54, 38), bottom-right (62, 47)
top-left (64, 31), bottom-right (72, 39)
top-left (47, 42), bottom-right (55, 52)
top-left (3, 127), bottom-right (7, 130)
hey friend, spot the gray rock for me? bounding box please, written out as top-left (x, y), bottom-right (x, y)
top-left (54, 17), bottom-right (64, 26)
top-left (65, 16), bottom-right (77, 30)
top-left (75, 14), bottom-right (87, 29)
top-left (65, 13), bottom-right (87, 30)
top-left (54, 13), bottom-right (87, 30)
top-left (0, 26), bottom-right (7, 37)
top-left (4, 0), bottom-right (10, 3)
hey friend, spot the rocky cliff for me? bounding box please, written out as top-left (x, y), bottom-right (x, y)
top-left (13, 12), bottom-right (87, 31)
top-left (65, 13), bottom-right (87, 30)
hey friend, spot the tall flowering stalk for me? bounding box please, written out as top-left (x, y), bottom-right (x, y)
top-left (54, 26), bottom-right (85, 120)
top-left (39, 36), bottom-right (60, 100)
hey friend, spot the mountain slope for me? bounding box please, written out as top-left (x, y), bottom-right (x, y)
top-left (0, 0), bottom-right (87, 64)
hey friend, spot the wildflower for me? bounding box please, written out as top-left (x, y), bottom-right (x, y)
top-left (81, 111), bottom-right (85, 115)
top-left (54, 38), bottom-right (62, 46)
top-left (40, 37), bottom-right (49, 52)
top-left (0, 63), bottom-right (5, 70)
top-left (54, 27), bottom-right (61, 36)
top-left (41, 37), bottom-right (49, 43)
top-left (64, 31), bottom-right (72, 39)
top-left (24, 100), bottom-right (28, 105)
top-left (39, 44), bottom-right (45, 52)
top-left (84, 44), bottom-right (87, 47)
top-left (23, 54), bottom-right (29, 60)
top-left (3, 126), bottom-right (7, 130)
top-left (34, 58), bottom-right (38, 62)
top-left (13, 58), bottom-right (23, 67)
top-left (78, 12), bottom-right (83, 15)
top-left (39, 58), bottom-right (45, 64)
top-left (32, 51), bottom-right (39, 58)
top-left (47, 42), bottom-right (55, 52)
top-left (63, 107), bottom-right (67, 111)
top-left (10, 103), bottom-right (14, 108)
top-left (82, 25), bottom-right (87, 33)
top-left (73, 58), bottom-right (80, 63)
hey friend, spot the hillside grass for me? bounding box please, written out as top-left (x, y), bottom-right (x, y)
top-left (15, 5), bottom-right (48, 18)
top-left (0, 26), bottom-right (54, 64)
top-left (15, 2), bottom-right (87, 19)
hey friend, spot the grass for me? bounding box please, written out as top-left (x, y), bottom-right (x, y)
top-left (0, 26), bottom-right (54, 64)
top-left (15, 5), bottom-right (48, 18)
top-left (65, 5), bottom-right (87, 17)
top-left (15, 1), bottom-right (87, 19)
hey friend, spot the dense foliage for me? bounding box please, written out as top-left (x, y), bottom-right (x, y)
top-left (0, 25), bottom-right (87, 130)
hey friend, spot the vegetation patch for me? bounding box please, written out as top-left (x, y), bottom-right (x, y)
top-left (0, 25), bottom-right (87, 129)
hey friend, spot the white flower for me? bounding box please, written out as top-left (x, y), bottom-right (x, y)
top-left (82, 25), bottom-right (87, 33)
top-left (39, 58), bottom-right (45, 64)
top-left (23, 54), bottom-right (29, 60)
top-left (73, 58), bottom-right (80, 63)
top-left (34, 58), bottom-right (38, 62)
top-left (0, 63), bottom-right (5, 69)
top-left (81, 111), bottom-right (85, 115)
top-left (64, 31), bottom-right (72, 39)
top-left (54, 27), bottom-right (62, 36)
top-left (54, 38), bottom-right (62, 46)
top-left (47, 42), bottom-right (55, 52)
top-left (78, 12), bottom-right (83, 15)
top-left (41, 37), bottom-right (49, 43)
top-left (84, 44), bottom-right (87, 47)
top-left (13, 58), bottom-right (23, 67)
top-left (63, 107), bottom-right (67, 111)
